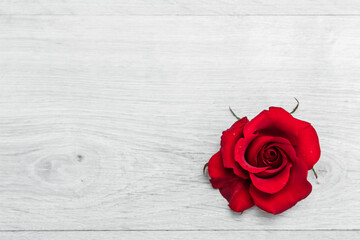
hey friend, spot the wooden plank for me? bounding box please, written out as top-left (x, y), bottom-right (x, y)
top-left (1, 0), bottom-right (360, 16)
top-left (0, 231), bottom-right (358, 239)
top-left (0, 16), bottom-right (359, 230)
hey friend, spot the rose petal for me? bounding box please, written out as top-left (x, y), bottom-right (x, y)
top-left (243, 107), bottom-right (305, 139)
top-left (216, 178), bottom-right (254, 212)
top-left (255, 154), bottom-right (288, 178)
top-left (208, 151), bottom-right (235, 188)
top-left (296, 125), bottom-right (321, 170)
top-left (208, 151), bottom-right (254, 212)
top-left (220, 118), bottom-right (249, 179)
top-left (245, 135), bottom-right (274, 166)
top-left (246, 135), bottom-right (294, 167)
top-left (249, 162), bottom-right (312, 214)
top-left (234, 133), bottom-right (268, 173)
top-left (274, 143), bottom-right (299, 164)
top-left (227, 180), bottom-right (254, 212)
top-left (243, 107), bottom-right (320, 170)
top-left (250, 162), bottom-right (292, 194)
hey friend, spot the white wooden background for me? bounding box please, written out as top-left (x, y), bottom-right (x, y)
top-left (0, 1), bottom-right (359, 239)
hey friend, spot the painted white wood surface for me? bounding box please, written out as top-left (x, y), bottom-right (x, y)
top-left (1, 0), bottom-right (360, 15)
top-left (0, 1), bottom-right (360, 239)
top-left (0, 231), bottom-right (358, 240)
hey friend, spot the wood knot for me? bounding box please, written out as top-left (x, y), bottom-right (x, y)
top-left (31, 146), bottom-right (101, 192)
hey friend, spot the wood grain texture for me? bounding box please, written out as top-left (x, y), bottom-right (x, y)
top-left (0, 11), bottom-right (360, 240)
top-left (1, 0), bottom-right (360, 16)
top-left (0, 231), bottom-right (358, 240)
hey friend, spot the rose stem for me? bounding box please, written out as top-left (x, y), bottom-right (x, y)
top-left (290, 97), bottom-right (299, 114)
top-left (312, 168), bottom-right (318, 179)
top-left (229, 106), bottom-right (241, 120)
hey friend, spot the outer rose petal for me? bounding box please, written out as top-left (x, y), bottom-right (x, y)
top-left (208, 152), bottom-right (254, 212)
top-left (249, 162), bottom-right (312, 214)
top-left (227, 180), bottom-right (254, 212)
top-left (208, 152), bottom-right (234, 188)
top-left (243, 107), bottom-right (320, 170)
top-left (243, 107), bottom-right (306, 139)
top-left (296, 125), bottom-right (321, 170)
top-left (220, 117), bottom-right (249, 179)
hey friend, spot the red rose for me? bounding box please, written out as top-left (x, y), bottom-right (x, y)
top-left (207, 107), bottom-right (320, 214)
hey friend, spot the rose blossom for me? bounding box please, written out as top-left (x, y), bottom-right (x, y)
top-left (207, 107), bottom-right (320, 214)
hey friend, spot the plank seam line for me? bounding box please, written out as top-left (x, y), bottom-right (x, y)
top-left (0, 229), bottom-right (359, 232)
top-left (2, 14), bottom-right (360, 17)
